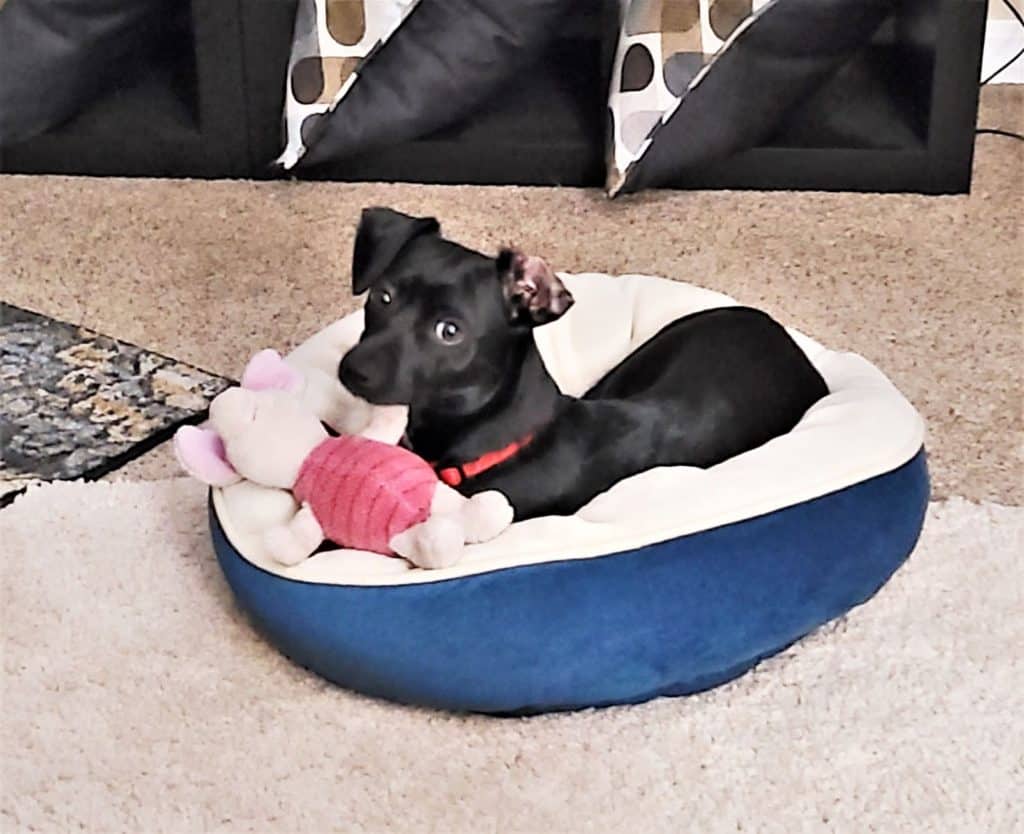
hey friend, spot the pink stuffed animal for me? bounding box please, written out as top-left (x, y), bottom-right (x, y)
top-left (175, 350), bottom-right (513, 569)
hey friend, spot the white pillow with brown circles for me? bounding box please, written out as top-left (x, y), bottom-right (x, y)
top-left (606, 0), bottom-right (771, 195)
top-left (278, 0), bottom-right (419, 170)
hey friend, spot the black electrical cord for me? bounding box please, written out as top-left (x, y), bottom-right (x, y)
top-left (976, 0), bottom-right (1024, 140)
top-left (975, 127), bottom-right (1024, 141)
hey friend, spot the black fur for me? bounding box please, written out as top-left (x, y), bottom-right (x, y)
top-left (340, 208), bottom-right (829, 521)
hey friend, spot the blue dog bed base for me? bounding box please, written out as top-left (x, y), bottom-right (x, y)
top-left (211, 450), bottom-right (928, 714)
top-left (206, 274), bottom-right (929, 714)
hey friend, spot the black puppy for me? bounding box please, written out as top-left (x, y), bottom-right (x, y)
top-left (340, 208), bottom-right (828, 520)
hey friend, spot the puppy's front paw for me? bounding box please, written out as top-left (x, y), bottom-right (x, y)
top-left (461, 491), bottom-right (514, 543)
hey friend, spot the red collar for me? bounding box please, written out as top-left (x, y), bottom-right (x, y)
top-left (435, 433), bottom-right (535, 487)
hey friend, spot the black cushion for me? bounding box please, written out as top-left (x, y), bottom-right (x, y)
top-left (0, 0), bottom-right (182, 145)
top-left (293, 0), bottom-right (583, 170)
top-left (617, 0), bottom-right (898, 195)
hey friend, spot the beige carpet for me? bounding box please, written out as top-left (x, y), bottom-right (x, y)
top-left (1, 479), bottom-right (1021, 833)
top-left (1, 86), bottom-right (1022, 833)
top-left (1, 87), bottom-right (1021, 503)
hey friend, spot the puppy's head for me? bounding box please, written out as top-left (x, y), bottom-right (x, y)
top-left (338, 207), bottom-right (574, 416)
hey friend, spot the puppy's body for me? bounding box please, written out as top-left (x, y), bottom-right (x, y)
top-left (341, 209), bottom-right (828, 521)
top-left (408, 308), bottom-right (823, 518)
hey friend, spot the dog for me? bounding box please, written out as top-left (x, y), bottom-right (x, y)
top-left (339, 208), bottom-right (829, 521)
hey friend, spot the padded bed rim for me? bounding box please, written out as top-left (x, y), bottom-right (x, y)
top-left (212, 446), bottom-right (928, 589)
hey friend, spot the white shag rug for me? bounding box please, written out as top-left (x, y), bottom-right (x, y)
top-left (1, 479), bottom-right (1021, 834)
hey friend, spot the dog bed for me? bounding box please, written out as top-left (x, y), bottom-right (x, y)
top-left (209, 273), bottom-right (929, 714)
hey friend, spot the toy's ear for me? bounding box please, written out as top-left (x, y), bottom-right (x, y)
top-left (173, 425), bottom-right (241, 487)
top-left (352, 207), bottom-right (440, 295)
top-left (497, 248), bottom-right (574, 326)
top-left (241, 349), bottom-right (304, 393)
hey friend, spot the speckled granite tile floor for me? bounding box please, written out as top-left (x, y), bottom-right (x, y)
top-left (2, 88), bottom-right (1021, 503)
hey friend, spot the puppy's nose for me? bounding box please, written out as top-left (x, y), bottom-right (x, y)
top-left (339, 357), bottom-right (371, 393)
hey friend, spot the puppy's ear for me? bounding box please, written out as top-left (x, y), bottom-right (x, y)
top-left (352, 207), bottom-right (440, 295)
top-left (497, 248), bottom-right (574, 326)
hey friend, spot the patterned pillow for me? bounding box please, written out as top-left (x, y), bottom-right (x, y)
top-left (606, 0), bottom-right (897, 196)
top-left (607, 0), bottom-right (769, 194)
top-left (278, 0), bottom-right (419, 170)
top-left (277, 0), bottom-right (575, 172)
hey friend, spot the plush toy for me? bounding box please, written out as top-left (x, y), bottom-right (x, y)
top-left (195, 388), bottom-right (512, 568)
top-left (175, 350), bottom-right (513, 569)
top-left (175, 350), bottom-right (512, 569)
top-left (173, 346), bottom-right (411, 488)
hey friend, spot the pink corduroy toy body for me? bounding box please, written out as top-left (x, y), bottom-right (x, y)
top-left (293, 435), bottom-right (436, 556)
top-left (173, 349), bottom-right (514, 570)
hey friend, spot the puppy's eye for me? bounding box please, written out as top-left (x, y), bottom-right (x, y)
top-left (376, 289), bottom-right (393, 305)
top-left (433, 320), bottom-right (463, 345)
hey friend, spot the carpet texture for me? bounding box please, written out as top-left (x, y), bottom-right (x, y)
top-left (0, 302), bottom-right (230, 504)
top-left (0, 87), bottom-right (1020, 503)
top-left (1, 478), bottom-right (1021, 833)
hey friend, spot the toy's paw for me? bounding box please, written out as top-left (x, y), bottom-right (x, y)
top-left (390, 516), bottom-right (464, 570)
top-left (292, 504), bottom-right (324, 552)
top-left (359, 404), bottom-right (409, 445)
top-left (305, 368), bottom-right (369, 434)
top-left (264, 518), bottom-right (319, 567)
top-left (263, 527), bottom-right (307, 566)
top-left (462, 491), bottom-right (514, 543)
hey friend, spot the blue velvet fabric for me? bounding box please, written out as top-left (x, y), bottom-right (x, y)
top-left (210, 449), bottom-right (929, 714)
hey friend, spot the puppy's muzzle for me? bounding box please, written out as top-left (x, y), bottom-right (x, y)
top-left (338, 354), bottom-right (374, 398)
